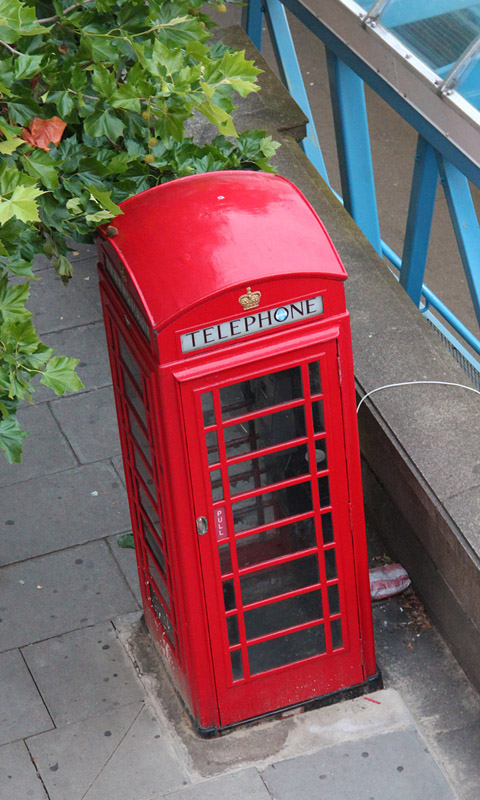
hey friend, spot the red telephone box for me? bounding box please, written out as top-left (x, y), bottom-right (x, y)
top-left (96, 171), bottom-right (380, 735)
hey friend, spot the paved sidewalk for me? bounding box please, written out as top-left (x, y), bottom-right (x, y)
top-left (1, 245), bottom-right (474, 800)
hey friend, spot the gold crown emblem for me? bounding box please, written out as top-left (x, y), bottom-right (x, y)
top-left (238, 286), bottom-right (261, 310)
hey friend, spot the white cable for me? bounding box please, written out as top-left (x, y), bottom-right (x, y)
top-left (356, 380), bottom-right (480, 414)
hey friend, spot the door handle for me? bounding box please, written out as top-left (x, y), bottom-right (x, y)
top-left (196, 516), bottom-right (208, 535)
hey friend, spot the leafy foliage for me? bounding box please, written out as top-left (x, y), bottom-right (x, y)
top-left (0, 0), bottom-right (280, 462)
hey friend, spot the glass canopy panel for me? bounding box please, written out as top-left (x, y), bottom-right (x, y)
top-left (454, 46), bottom-right (480, 107)
top-left (354, 0), bottom-right (480, 109)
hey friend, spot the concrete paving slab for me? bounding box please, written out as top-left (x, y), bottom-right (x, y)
top-left (22, 621), bottom-right (144, 726)
top-left (162, 768), bottom-right (271, 800)
top-left (112, 455), bottom-right (127, 486)
top-left (50, 386), bottom-right (122, 464)
top-left (1, 463), bottom-right (130, 565)
top-left (0, 650), bottom-right (53, 746)
top-left (0, 741), bottom-right (48, 799)
top-left (27, 263), bottom-right (102, 335)
top-left (120, 616), bottom-right (414, 780)
top-left (433, 722), bottom-right (480, 800)
top-left (108, 534), bottom-right (142, 607)
top-left (33, 322), bottom-right (111, 404)
top-left (0, 541), bottom-right (138, 651)
top-left (28, 702), bottom-right (188, 800)
top-left (372, 598), bottom-right (480, 737)
top-left (261, 728), bottom-right (456, 800)
top-left (0, 404), bottom-right (77, 487)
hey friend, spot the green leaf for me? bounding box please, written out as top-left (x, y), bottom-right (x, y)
top-left (0, 281), bottom-right (31, 322)
top-left (66, 197), bottom-right (84, 214)
top-left (83, 108), bottom-right (125, 141)
top-left (47, 91), bottom-right (75, 119)
top-left (87, 184), bottom-right (122, 215)
top-left (197, 98), bottom-right (237, 137)
top-left (110, 84), bottom-right (143, 113)
top-left (14, 53), bottom-right (43, 80)
top-left (7, 98), bottom-right (40, 124)
top-left (40, 356), bottom-right (84, 395)
top-left (151, 40), bottom-right (184, 77)
top-left (20, 150), bottom-right (59, 190)
top-left (0, 415), bottom-right (28, 463)
top-left (92, 64), bottom-right (117, 99)
top-left (202, 49), bottom-right (261, 98)
top-left (117, 533), bottom-right (135, 549)
top-left (0, 184), bottom-right (43, 225)
top-left (85, 209), bottom-right (112, 224)
top-left (53, 254), bottom-right (74, 282)
top-left (0, 0), bottom-right (46, 43)
top-left (0, 136), bottom-right (24, 155)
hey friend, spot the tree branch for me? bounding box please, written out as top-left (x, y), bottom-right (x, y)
top-left (0, 40), bottom-right (23, 56)
top-left (37, 0), bottom-right (95, 25)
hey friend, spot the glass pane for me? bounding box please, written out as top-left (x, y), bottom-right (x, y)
top-left (210, 470), bottom-right (224, 502)
top-left (224, 406), bottom-right (306, 459)
top-left (232, 483), bottom-right (313, 532)
top-left (133, 445), bottom-right (155, 495)
top-left (321, 512), bottom-right (334, 544)
top-left (382, 2), bottom-right (480, 73)
top-left (312, 440), bottom-right (327, 471)
top-left (325, 548), bottom-right (337, 581)
top-left (147, 554), bottom-right (170, 610)
top-left (218, 543), bottom-right (233, 575)
top-left (331, 619), bottom-right (343, 650)
top-left (248, 625), bottom-right (326, 675)
top-left (308, 361), bottom-right (322, 395)
top-left (240, 554), bottom-right (320, 606)
top-left (227, 615), bottom-right (240, 646)
top-left (228, 444), bottom-right (309, 496)
top-left (318, 476), bottom-right (331, 508)
top-left (142, 518), bottom-right (166, 574)
top-left (230, 649), bottom-right (244, 681)
top-left (328, 583), bottom-right (340, 616)
top-left (118, 335), bottom-right (143, 391)
top-left (201, 392), bottom-right (215, 427)
top-left (127, 405), bottom-right (152, 468)
top-left (223, 579), bottom-right (236, 611)
top-left (220, 366), bottom-right (303, 420)
top-left (244, 589), bottom-right (323, 639)
top-left (205, 430), bottom-right (219, 465)
top-left (123, 370), bottom-right (147, 427)
top-left (456, 51), bottom-right (480, 110)
top-left (150, 589), bottom-right (174, 645)
top-left (312, 400), bottom-right (325, 434)
top-left (235, 519), bottom-right (316, 570)
top-left (137, 481), bottom-right (163, 539)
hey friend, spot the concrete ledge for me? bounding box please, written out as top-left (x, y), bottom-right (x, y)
top-left (221, 26), bottom-right (480, 692)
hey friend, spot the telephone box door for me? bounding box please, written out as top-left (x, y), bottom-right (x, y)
top-left (177, 332), bottom-right (367, 727)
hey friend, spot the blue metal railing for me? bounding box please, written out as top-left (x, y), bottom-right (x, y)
top-left (242, 0), bottom-right (480, 377)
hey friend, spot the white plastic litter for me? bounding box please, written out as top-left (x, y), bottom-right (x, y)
top-left (369, 563), bottom-right (411, 600)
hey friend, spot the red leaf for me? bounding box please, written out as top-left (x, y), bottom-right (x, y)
top-left (21, 116), bottom-right (67, 151)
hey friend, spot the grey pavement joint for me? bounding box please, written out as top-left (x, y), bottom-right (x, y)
top-left (0, 650), bottom-right (53, 746)
top-left (50, 386), bottom-right (122, 464)
top-left (162, 768), bottom-right (271, 800)
top-left (28, 703), bottom-right (188, 800)
top-left (0, 741), bottom-right (49, 799)
top-left (0, 403), bottom-right (77, 488)
top-left (0, 541), bottom-right (138, 651)
top-left (22, 621), bottom-right (144, 727)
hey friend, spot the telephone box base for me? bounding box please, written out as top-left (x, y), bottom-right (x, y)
top-left (192, 670), bottom-right (383, 738)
